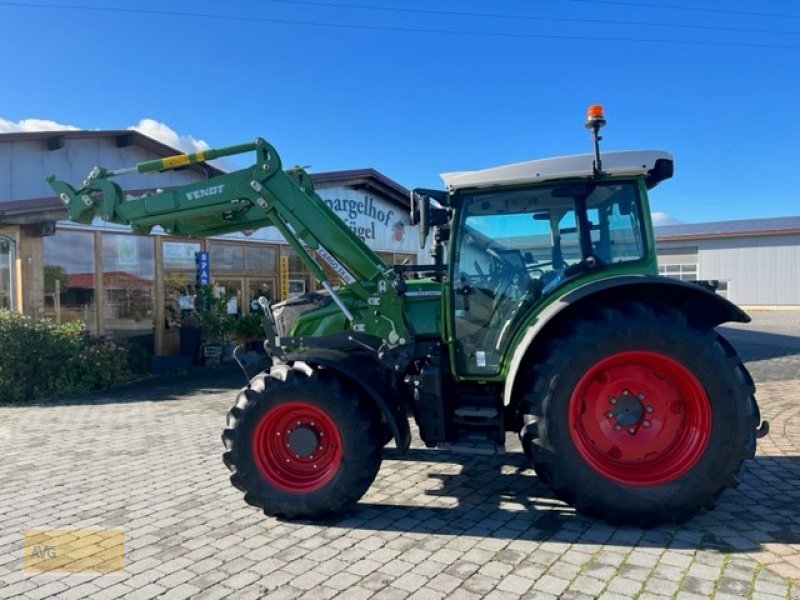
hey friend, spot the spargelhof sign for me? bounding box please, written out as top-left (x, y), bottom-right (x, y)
top-left (323, 195), bottom-right (406, 245)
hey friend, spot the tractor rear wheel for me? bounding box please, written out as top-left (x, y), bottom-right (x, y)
top-left (522, 302), bottom-right (758, 526)
top-left (222, 362), bottom-right (382, 519)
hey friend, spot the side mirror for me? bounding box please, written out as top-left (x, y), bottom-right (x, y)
top-left (411, 190), bottom-right (431, 249)
top-left (410, 188), bottom-right (450, 250)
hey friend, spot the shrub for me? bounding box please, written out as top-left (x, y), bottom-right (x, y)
top-left (0, 310), bottom-right (142, 403)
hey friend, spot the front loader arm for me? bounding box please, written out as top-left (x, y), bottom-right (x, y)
top-left (47, 138), bottom-right (412, 356)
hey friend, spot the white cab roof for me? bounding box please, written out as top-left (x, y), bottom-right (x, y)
top-left (441, 150), bottom-right (672, 191)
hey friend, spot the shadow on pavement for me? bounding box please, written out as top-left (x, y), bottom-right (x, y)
top-left (314, 448), bottom-right (800, 552)
top-left (1, 366), bottom-right (245, 408)
top-left (719, 326), bottom-right (800, 362)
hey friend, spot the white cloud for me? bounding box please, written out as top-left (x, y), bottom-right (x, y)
top-left (652, 212), bottom-right (685, 226)
top-left (128, 118), bottom-right (211, 155)
top-left (128, 119), bottom-right (234, 171)
top-left (0, 117), bottom-right (79, 133)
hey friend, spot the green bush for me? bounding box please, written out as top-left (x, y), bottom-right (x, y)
top-left (0, 310), bottom-right (142, 403)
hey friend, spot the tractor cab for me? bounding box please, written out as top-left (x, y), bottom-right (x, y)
top-left (414, 145), bottom-right (674, 378)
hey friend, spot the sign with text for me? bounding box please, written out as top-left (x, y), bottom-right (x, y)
top-left (195, 251), bottom-right (210, 285)
top-left (320, 191), bottom-right (415, 253)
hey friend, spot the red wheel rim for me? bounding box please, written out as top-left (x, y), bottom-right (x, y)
top-left (252, 402), bottom-right (342, 493)
top-left (568, 351), bottom-right (711, 486)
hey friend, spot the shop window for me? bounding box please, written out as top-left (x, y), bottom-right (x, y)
top-left (164, 241), bottom-right (202, 270)
top-left (281, 246), bottom-right (306, 273)
top-left (163, 241), bottom-right (202, 329)
top-left (0, 236), bottom-right (15, 310)
top-left (246, 245), bottom-right (277, 272)
top-left (101, 234), bottom-right (155, 338)
top-left (209, 242), bottom-right (245, 272)
top-left (42, 230), bottom-right (96, 331)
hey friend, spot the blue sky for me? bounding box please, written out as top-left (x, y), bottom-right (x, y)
top-left (1, 0), bottom-right (798, 224)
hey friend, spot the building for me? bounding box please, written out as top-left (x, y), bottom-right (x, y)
top-left (0, 130), bottom-right (425, 355)
top-left (656, 217), bottom-right (800, 308)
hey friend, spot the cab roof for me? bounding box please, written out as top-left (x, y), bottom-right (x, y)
top-left (441, 150), bottom-right (673, 192)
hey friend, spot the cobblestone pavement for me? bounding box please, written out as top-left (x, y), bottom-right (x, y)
top-left (1, 311), bottom-right (799, 599)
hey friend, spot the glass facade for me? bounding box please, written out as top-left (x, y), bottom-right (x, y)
top-left (209, 242), bottom-right (244, 271)
top-left (37, 225), bottom-right (413, 352)
top-left (42, 229), bottom-right (96, 331)
top-left (101, 234), bottom-right (155, 338)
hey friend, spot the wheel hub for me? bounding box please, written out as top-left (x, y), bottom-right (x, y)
top-left (608, 391), bottom-right (644, 426)
top-left (288, 426), bottom-right (319, 456)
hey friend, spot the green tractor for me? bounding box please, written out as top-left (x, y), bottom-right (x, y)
top-left (48, 106), bottom-right (767, 526)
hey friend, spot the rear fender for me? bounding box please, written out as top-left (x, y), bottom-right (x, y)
top-left (283, 349), bottom-right (412, 453)
top-left (503, 276), bottom-right (750, 407)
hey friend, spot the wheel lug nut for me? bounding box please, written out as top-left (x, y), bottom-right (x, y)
top-left (606, 411), bottom-right (614, 418)
top-left (610, 398), bottom-right (617, 405)
top-left (638, 393), bottom-right (645, 400)
top-left (614, 425), bottom-right (621, 431)
top-left (646, 405), bottom-right (654, 413)
top-left (642, 421), bottom-right (650, 428)
top-left (628, 428), bottom-right (636, 434)
top-left (310, 421), bottom-right (315, 426)
top-left (623, 389), bottom-right (630, 395)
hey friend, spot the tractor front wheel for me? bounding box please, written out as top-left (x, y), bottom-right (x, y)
top-left (521, 302), bottom-right (758, 526)
top-left (222, 362), bottom-right (382, 518)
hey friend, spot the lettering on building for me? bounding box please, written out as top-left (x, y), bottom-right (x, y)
top-left (323, 196), bottom-right (395, 242)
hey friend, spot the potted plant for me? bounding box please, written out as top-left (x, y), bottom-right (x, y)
top-left (195, 284), bottom-right (236, 365)
top-left (234, 312), bottom-right (265, 352)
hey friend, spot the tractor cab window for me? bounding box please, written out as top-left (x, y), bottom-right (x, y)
top-left (451, 180), bottom-right (645, 375)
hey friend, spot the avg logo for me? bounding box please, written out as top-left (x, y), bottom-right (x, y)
top-left (24, 530), bottom-right (124, 573)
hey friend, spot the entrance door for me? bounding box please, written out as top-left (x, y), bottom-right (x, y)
top-left (214, 278), bottom-right (244, 317)
top-left (0, 236), bottom-right (15, 310)
top-left (246, 277), bottom-right (276, 314)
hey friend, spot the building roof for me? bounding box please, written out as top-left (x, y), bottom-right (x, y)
top-left (0, 129), bottom-right (224, 178)
top-left (311, 168), bottom-right (410, 208)
top-left (0, 130), bottom-right (411, 224)
top-left (656, 216), bottom-right (800, 241)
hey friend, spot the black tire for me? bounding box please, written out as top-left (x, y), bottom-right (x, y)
top-left (222, 361), bottom-right (382, 519)
top-left (520, 302), bottom-right (758, 527)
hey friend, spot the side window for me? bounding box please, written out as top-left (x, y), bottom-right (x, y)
top-left (588, 186), bottom-right (644, 264)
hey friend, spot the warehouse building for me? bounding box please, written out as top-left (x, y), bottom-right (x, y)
top-left (655, 217), bottom-right (800, 308)
top-left (0, 130), bottom-right (424, 355)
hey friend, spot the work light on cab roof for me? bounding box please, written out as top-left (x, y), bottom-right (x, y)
top-left (585, 103), bottom-right (607, 174)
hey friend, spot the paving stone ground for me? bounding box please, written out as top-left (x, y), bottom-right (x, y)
top-left (1, 310), bottom-right (799, 599)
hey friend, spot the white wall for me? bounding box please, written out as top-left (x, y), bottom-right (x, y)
top-left (698, 234), bottom-right (800, 306)
top-left (0, 138), bottom-right (208, 201)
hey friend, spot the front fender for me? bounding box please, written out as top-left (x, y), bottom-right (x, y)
top-left (503, 276), bottom-right (749, 407)
top-left (283, 349), bottom-right (412, 453)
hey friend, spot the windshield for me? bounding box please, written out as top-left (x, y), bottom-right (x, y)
top-left (451, 180), bottom-right (645, 375)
